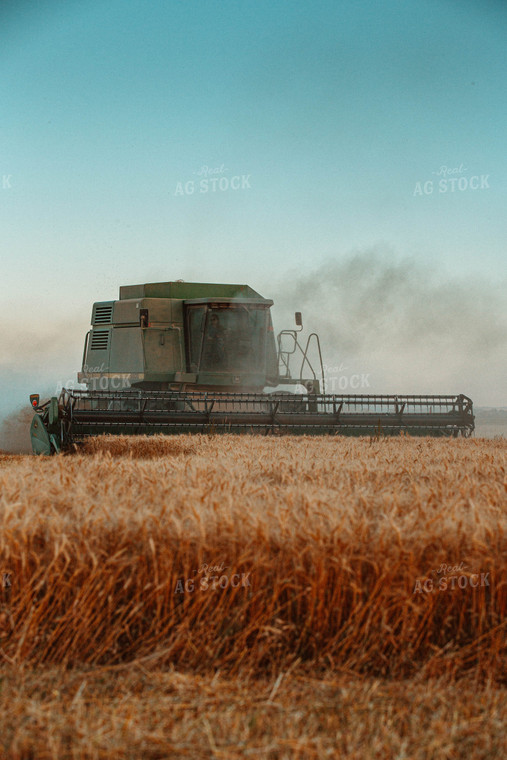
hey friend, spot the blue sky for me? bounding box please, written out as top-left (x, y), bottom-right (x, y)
top-left (1, 0), bottom-right (506, 415)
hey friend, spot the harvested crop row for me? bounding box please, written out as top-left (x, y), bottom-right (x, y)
top-left (0, 664), bottom-right (505, 760)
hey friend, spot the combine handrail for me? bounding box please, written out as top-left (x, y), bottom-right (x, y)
top-left (276, 329), bottom-right (326, 392)
top-left (298, 333), bottom-right (326, 393)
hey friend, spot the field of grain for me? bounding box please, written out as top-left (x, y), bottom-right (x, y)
top-left (0, 434), bottom-right (505, 758)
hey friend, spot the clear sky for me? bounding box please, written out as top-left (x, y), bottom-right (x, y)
top-left (0, 0), bottom-right (506, 416)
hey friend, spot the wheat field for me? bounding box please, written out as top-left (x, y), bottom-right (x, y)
top-left (0, 434), bottom-right (505, 758)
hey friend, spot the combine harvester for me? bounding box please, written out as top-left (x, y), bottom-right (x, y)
top-left (29, 281), bottom-right (475, 454)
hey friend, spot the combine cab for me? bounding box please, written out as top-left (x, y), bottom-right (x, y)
top-left (29, 280), bottom-right (475, 453)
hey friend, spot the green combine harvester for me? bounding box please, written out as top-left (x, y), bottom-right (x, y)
top-left (29, 280), bottom-right (475, 454)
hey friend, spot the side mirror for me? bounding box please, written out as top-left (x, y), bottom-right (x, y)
top-left (295, 311), bottom-right (302, 327)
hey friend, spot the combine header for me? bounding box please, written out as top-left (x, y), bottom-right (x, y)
top-left (29, 280), bottom-right (475, 454)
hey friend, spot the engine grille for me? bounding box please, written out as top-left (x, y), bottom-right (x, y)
top-left (90, 330), bottom-right (110, 351)
top-left (93, 304), bottom-right (113, 324)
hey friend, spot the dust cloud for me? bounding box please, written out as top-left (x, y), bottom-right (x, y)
top-left (0, 406), bottom-right (33, 454)
top-left (270, 248), bottom-right (507, 405)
